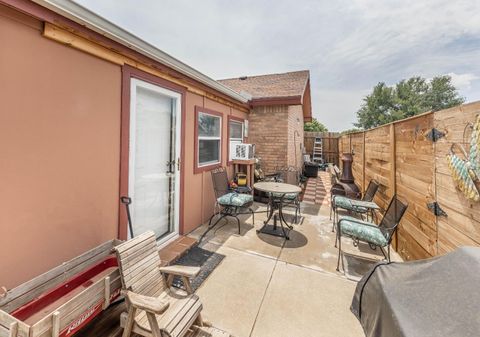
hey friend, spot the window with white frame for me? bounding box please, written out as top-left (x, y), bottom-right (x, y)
top-left (197, 111), bottom-right (222, 167)
top-left (229, 120), bottom-right (244, 161)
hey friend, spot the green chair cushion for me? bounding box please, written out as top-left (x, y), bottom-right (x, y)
top-left (339, 216), bottom-right (388, 247)
top-left (217, 192), bottom-right (253, 207)
top-left (334, 196), bottom-right (368, 213)
top-left (270, 192), bottom-right (298, 200)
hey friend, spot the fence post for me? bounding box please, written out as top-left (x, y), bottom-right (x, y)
top-left (362, 131), bottom-right (366, 193)
top-left (389, 124), bottom-right (396, 195)
top-left (389, 123), bottom-right (397, 249)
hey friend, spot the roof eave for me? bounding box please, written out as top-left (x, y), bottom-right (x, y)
top-left (301, 79), bottom-right (313, 121)
top-left (250, 95), bottom-right (302, 107)
top-left (31, 0), bottom-right (249, 104)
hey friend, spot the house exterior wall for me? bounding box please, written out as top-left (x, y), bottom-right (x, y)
top-left (248, 105), bottom-right (289, 174)
top-left (0, 3), bottom-right (248, 288)
top-left (287, 105), bottom-right (305, 171)
top-left (183, 96), bottom-right (248, 233)
top-left (0, 7), bottom-right (121, 288)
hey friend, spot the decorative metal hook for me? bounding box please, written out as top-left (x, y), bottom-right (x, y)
top-left (450, 142), bottom-right (469, 159)
top-left (463, 122), bottom-right (474, 146)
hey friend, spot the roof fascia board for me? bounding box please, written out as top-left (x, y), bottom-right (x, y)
top-left (302, 79), bottom-right (313, 119)
top-left (250, 95), bottom-right (302, 107)
top-left (300, 75), bottom-right (310, 103)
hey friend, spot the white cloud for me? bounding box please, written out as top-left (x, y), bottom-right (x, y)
top-left (447, 72), bottom-right (479, 90)
top-left (312, 89), bottom-right (370, 131)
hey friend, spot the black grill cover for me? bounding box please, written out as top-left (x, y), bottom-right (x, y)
top-left (351, 247), bottom-right (480, 337)
top-left (304, 162), bottom-right (319, 178)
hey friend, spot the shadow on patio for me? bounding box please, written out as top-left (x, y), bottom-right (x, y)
top-left (185, 199), bottom-right (401, 337)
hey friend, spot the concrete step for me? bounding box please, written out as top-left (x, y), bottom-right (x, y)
top-left (158, 235), bottom-right (197, 266)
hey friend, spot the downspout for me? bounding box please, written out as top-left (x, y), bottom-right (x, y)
top-left (294, 130), bottom-right (300, 169)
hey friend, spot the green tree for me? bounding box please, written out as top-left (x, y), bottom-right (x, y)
top-left (395, 77), bottom-right (429, 118)
top-left (426, 76), bottom-right (465, 111)
top-left (304, 118), bottom-right (328, 132)
top-left (354, 75), bottom-right (465, 129)
top-left (356, 82), bottom-right (398, 129)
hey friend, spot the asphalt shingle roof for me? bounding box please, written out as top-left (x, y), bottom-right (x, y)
top-left (218, 70), bottom-right (310, 99)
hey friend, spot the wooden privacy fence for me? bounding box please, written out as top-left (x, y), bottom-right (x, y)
top-left (339, 101), bottom-right (480, 261)
top-left (304, 131), bottom-right (340, 165)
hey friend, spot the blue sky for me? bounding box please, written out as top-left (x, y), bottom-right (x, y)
top-left (76, 0), bottom-right (480, 131)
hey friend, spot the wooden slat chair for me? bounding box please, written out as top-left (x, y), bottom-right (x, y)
top-left (114, 231), bottom-right (205, 337)
top-left (328, 164), bottom-right (341, 184)
top-left (336, 195), bottom-right (408, 271)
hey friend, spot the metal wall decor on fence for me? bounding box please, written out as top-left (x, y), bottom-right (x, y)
top-left (447, 115), bottom-right (480, 202)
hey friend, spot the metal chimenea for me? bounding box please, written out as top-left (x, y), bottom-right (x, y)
top-left (340, 153), bottom-right (355, 183)
top-left (332, 153), bottom-right (360, 198)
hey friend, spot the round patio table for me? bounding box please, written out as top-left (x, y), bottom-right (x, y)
top-left (254, 182), bottom-right (301, 240)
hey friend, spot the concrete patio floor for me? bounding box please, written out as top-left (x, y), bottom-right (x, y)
top-left (188, 201), bottom-right (401, 337)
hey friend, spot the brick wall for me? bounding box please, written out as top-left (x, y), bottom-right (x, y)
top-left (248, 105), bottom-right (289, 173)
top-left (287, 105), bottom-right (305, 171)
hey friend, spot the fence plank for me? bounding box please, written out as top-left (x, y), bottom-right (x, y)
top-left (392, 114), bottom-right (435, 260)
top-left (350, 133), bottom-right (364, 191)
top-left (434, 101), bottom-right (480, 253)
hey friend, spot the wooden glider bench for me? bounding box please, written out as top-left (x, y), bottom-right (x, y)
top-left (114, 231), bottom-right (231, 337)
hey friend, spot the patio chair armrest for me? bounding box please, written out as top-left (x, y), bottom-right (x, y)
top-left (338, 217), bottom-right (377, 229)
top-left (350, 204), bottom-right (369, 212)
top-left (125, 291), bottom-right (169, 315)
top-left (159, 265), bottom-right (201, 278)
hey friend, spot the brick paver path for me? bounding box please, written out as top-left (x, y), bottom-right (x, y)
top-left (302, 171), bottom-right (332, 206)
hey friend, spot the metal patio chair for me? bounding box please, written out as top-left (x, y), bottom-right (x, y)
top-left (336, 195), bottom-right (408, 271)
top-left (331, 179), bottom-right (380, 231)
top-left (200, 167), bottom-right (254, 240)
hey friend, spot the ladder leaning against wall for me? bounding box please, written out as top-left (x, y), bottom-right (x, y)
top-left (312, 137), bottom-right (323, 163)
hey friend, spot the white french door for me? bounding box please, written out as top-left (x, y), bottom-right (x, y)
top-left (129, 78), bottom-right (181, 244)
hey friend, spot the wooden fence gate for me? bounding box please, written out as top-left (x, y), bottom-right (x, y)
top-left (304, 132), bottom-right (340, 165)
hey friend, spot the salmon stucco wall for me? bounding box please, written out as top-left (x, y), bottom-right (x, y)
top-left (0, 7), bottom-right (121, 288)
top-left (182, 96), bottom-right (248, 233)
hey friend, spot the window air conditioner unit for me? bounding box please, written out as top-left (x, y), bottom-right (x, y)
top-left (232, 143), bottom-right (255, 160)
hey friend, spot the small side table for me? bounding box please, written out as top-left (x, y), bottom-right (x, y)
top-left (232, 159), bottom-right (255, 195)
top-left (349, 199), bottom-right (380, 223)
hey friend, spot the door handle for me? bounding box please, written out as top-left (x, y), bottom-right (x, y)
top-left (166, 159), bottom-right (180, 172)
top-left (166, 160), bottom-right (175, 174)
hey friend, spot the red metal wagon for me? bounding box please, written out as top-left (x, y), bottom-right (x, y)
top-left (0, 240), bottom-right (122, 337)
